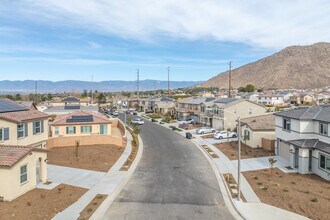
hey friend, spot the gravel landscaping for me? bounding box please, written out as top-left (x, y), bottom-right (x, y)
top-left (214, 142), bottom-right (274, 160)
top-left (48, 144), bottom-right (124, 172)
top-left (244, 168), bottom-right (330, 220)
top-left (0, 184), bottom-right (87, 220)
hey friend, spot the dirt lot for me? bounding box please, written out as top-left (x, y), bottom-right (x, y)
top-left (48, 144), bottom-right (124, 172)
top-left (244, 168), bottom-right (330, 220)
top-left (214, 142), bottom-right (274, 160)
top-left (0, 184), bottom-right (87, 220)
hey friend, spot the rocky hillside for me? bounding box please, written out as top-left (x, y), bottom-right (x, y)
top-left (201, 42), bottom-right (330, 89)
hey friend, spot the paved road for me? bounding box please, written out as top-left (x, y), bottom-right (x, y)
top-left (103, 115), bottom-right (234, 219)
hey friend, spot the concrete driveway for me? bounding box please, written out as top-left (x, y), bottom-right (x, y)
top-left (102, 115), bottom-right (235, 220)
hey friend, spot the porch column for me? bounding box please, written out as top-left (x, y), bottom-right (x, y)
top-left (289, 145), bottom-right (295, 168)
top-left (298, 148), bottom-right (310, 174)
top-left (41, 158), bottom-right (48, 183)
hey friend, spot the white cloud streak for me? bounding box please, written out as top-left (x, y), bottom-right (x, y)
top-left (3, 0), bottom-right (330, 48)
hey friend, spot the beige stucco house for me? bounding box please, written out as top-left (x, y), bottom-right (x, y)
top-left (0, 145), bottom-right (48, 201)
top-left (0, 99), bottom-right (50, 148)
top-left (241, 114), bottom-right (275, 150)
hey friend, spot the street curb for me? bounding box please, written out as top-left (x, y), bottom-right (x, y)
top-left (90, 132), bottom-right (144, 220)
top-left (190, 139), bottom-right (246, 220)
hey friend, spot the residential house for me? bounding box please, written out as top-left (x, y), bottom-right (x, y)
top-left (48, 111), bottom-right (125, 147)
top-left (0, 99), bottom-right (50, 148)
top-left (241, 93), bottom-right (259, 102)
top-left (148, 97), bottom-right (176, 115)
top-left (257, 94), bottom-right (285, 106)
top-left (200, 98), bottom-right (266, 131)
top-left (0, 145), bottom-right (48, 201)
top-left (274, 105), bottom-right (330, 181)
top-left (241, 114), bottom-right (275, 150)
top-left (176, 97), bottom-right (215, 122)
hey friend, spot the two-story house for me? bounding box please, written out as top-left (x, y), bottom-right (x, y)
top-left (257, 94), bottom-right (285, 106)
top-left (274, 105), bottom-right (330, 181)
top-left (176, 97), bottom-right (215, 123)
top-left (148, 97), bottom-right (176, 115)
top-left (0, 99), bottom-right (50, 148)
top-left (200, 98), bottom-right (266, 131)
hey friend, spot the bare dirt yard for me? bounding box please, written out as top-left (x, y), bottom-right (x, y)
top-left (0, 184), bottom-right (87, 220)
top-left (48, 144), bottom-right (124, 172)
top-left (214, 142), bottom-right (274, 160)
top-left (244, 168), bottom-right (330, 220)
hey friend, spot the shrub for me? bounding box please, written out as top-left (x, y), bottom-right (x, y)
top-left (150, 114), bottom-right (162, 119)
top-left (311, 198), bottom-right (318, 203)
top-left (283, 188), bottom-right (289, 192)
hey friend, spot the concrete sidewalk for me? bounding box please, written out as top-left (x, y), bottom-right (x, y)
top-left (51, 132), bottom-right (133, 220)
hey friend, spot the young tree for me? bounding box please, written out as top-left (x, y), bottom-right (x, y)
top-left (245, 84), bottom-right (255, 92)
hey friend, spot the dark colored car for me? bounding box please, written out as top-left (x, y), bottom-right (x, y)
top-left (145, 110), bottom-right (154, 113)
top-left (186, 132), bottom-right (192, 139)
top-left (133, 112), bottom-right (138, 115)
top-left (151, 118), bottom-right (158, 122)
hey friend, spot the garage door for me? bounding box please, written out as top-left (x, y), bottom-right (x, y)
top-left (278, 140), bottom-right (290, 162)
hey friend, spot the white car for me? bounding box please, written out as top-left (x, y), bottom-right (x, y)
top-left (112, 111), bottom-right (119, 116)
top-left (196, 127), bottom-right (216, 134)
top-left (214, 130), bottom-right (237, 139)
top-left (132, 118), bottom-right (144, 125)
top-left (179, 119), bottom-right (195, 124)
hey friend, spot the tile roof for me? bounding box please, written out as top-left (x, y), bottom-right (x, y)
top-left (288, 139), bottom-right (330, 154)
top-left (51, 111), bottom-right (111, 126)
top-left (0, 145), bottom-right (47, 167)
top-left (274, 105), bottom-right (330, 123)
top-left (214, 98), bottom-right (237, 104)
top-left (241, 114), bottom-right (275, 131)
top-left (179, 97), bottom-right (215, 104)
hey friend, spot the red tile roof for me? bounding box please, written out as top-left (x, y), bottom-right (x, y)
top-left (0, 145), bottom-right (47, 167)
top-left (51, 111), bottom-right (112, 126)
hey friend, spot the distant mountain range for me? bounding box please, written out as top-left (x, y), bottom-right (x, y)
top-left (201, 42), bottom-right (330, 89)
top-left (0, 80), bottom-right (202, 94)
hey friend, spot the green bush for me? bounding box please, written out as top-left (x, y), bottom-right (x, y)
top-left (150, 114), bottom-right (163, 119)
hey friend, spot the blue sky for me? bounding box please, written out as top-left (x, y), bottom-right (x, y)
top-left (0, 0), bottom-right (329, 82)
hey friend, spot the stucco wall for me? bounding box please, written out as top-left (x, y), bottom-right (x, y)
top-left (241, 126), bottom-right (275, 148)
top-left (312, 150), bottom-right (330, 181)
top-left (0, 118), bottom-right (48, 147)
top-left (50, 123), bottom-right (112, 137)
top-left (0, 151), bottom-right (47, 201)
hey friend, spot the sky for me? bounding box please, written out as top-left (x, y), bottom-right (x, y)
top-left (0, 0), bottom-right (330, 82)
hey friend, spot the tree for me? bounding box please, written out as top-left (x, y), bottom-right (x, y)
top-left (15, 93), bottom-right (21, 101)
top-left (47, 93), bottom-right (53, 101)
top-left (97, 92), bottom-right (106, 104)
top-left (269, 156), bottom-right (277, 175)
top-left (81, 89), bottom-right (88, 98)
top-left (245, 84), bottom-right (255, 93)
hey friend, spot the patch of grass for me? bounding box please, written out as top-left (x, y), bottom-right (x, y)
top-left (311, 198), bottom-right (318, 203)
top-left (96, 195), bottom-right (103, 199)
top-left (262, 186), bottom-right (268, 191)
top-left (257, 182), bottom-right (263, 185)
top-left (253, 176), bottom-right (258, 180)
top-left (305, 191), bottom-right (310, 194)
top-left (283, 188), bottom-right (289, 192)
top-left (149, 113), bottom-right (162, 119)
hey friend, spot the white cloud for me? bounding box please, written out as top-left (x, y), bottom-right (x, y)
top-left (4, 0), bottom-right (330, 48)
top-left (87, 41), bottom-right (101, 49)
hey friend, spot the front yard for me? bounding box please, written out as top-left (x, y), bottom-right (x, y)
top-left (0, 184), bottom-right (87, 220)
top-left (214, 142), bottom-right (274, 160)
top-left (48, 144), bottom-right (124, 172)
top-left (244, 168), bottom-right (330, 220)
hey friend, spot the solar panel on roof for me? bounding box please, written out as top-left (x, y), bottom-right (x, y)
top-left (64, 105), bottom-right (80, 110)
top-left (67, 115), bottom-right (93, 123)
top-left (0, 100), bottom-right (28, 113)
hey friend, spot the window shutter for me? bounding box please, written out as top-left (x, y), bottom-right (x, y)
top-left (33, 122), bottom-right (36, 135)
top-left (25, 123), bottom-right (28, 137)
top-left (73, 127), bottom-right (76, 134)
top-left (41, 120), bottom-right (44, 133)
top-left (66, 127), bottom-right (69, 134)
top-left (4, 128), bottom-right (9, 140)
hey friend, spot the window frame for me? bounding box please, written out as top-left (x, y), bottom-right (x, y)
top-left (81, 126), bottom-right (92, 134)
top-left (319, 153), bottom-right (330, 172)
top-left (17, 123), bottom-right (25, 139)
top-left (67, 126), bottom-right (76, 134)
top-left (0, 128), bottom-right (3, 142)
top-left (100, 124), bottom-right (108, 135)
top-left (35, 121), bottom-right (41, 134)
top-left (20, 164), bottom-right (28, 184)
top-left (319, 123), bottom-right (328, 136)
top-left (54, 127), bottom-right (59, 135)
top-left (283, 118), bottom-right (291, 131)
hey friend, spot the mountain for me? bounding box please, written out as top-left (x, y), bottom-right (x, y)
top-left (0, 80), bottom-right (202, 94)
top-left (201, 42), bottom-right (330, 89)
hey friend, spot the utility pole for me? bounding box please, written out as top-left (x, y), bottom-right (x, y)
top-left (228, 61), bottom-right (232, 98)
top-left (34, 80), bottom-right (38, 104)
top-left (137, 69), bottom-right (140, 100)
top-left (237, 117), bottom-right (241, 201)
top-left (167, 66), bottom-right (170, 97)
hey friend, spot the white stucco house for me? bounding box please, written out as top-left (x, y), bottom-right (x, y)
top-left (274, 105), bottom-right (330, 181)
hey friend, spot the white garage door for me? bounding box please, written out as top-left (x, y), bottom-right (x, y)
top-left (278, 140), bottom-right (290, 162)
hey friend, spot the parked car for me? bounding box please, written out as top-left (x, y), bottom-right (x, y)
top-left (125, 110), bottom-right (131, 114)
top-left (151, 118), bottom-right (158, 122)
top-left (145, 110), bottom-right (154, 113)
top-left (132, 118), bottom-right (144, 125)
top-left (186, 132), bottom-right (192, 139)
top-left (196, 127), bottom-right (216, 134)
top-left (112, 111), bottom-right (119, 116)
top-left (214, 130), bottom-right (237, 139)
top-left (132, 111), bottom-right (138, 115)
top-left (179, 119), bottom-right (195, 124)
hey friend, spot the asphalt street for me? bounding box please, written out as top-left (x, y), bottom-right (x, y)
top-left (103, 114), bottom-right (235, 220)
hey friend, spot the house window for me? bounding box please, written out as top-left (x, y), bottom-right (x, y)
top-left (244, 130), bottom-right (250, 141)
top-left (100, 125), bottom-right (108, 134)
top-left (0, 128), bottom-right (3, 142)
top-left (66, 126), bottom-right (76, 134)
top-left (54, 127), bottom-right (59, 135)
top-left (319, 154), bottom-right (330, 172)
top-left (35, 121), bottom-right (41, 134)
top-left (81, 126), bottom-right (92, 133)
top-left (283, 118), bottom-right (291, 131)
top-left (320, 123), bottom-right (328, 135)
top-left (17, 124), bottom-right (25, 138)
top-left (248, 108), bottom-right (252, 114)
top-left (20, 165), bottom-right (28, 184)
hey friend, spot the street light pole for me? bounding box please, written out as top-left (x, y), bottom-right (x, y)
top-left (237, 117), bottom-right (241, 201)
